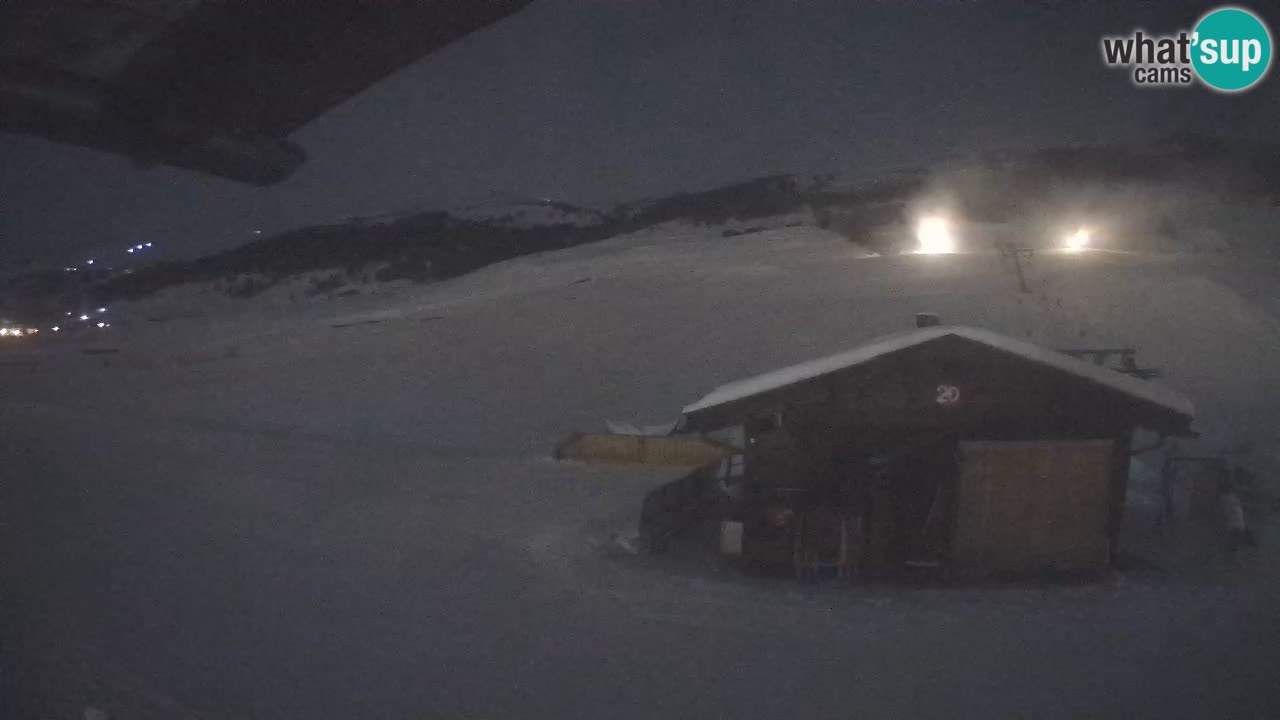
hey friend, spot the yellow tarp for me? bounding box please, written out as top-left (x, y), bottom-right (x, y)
top-left (553, 433), bottom-right (735, 467)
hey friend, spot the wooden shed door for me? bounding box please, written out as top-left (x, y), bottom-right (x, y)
top-left (953, 440), bottom-right (1114, 576)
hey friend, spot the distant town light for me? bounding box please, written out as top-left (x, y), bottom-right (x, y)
top-left (97, 307), bottom-right (106, 313)
top-left (79, 314), bottom-right (89, 321)
top-left (85, 259), bottom-right (95, 265)
top-left (51, 326), bottom-right (60, 332)
top-left (96, 322), bottom-right (105, 328)
top-left (145, 242), bottom-right (153, 247)
top-left (127, 248), bottom-right (135, 253)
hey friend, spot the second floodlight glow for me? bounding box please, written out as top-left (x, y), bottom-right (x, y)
top-left (915, 216), bottom-right (955, 254)
top-left (1065, 227), bottom-right (1091, 252)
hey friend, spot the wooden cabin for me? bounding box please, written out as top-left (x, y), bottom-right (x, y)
top-left (680, 325), bottom-right (1195, 579)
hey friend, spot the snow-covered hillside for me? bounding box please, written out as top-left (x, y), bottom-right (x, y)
top-left (14, 211), bottom-right (1280, 465)
top-left (455, 199), bottom-right (608, 228)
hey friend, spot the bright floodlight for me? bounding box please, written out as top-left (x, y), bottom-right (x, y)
top-left (79, 314), bottom-right (89, 321)
top-left (52, 326), bottom-right (60, 332)
top-left (97, 322), bottom-right (106, 328)
top-left (97, 307), bottom-right (106, 313)
top-left (86, 259), bottom-right (95, 265)
top-left (915, 216), bottom-right (955, 254)
top-left (1065, 227), bottom-right (1091, 252)
top-left (127, 248), bottom-right (135, 253)
top-left (0, 329), bottom-right (8, 336)
top-left (146, 242), bottom-right (153, 247)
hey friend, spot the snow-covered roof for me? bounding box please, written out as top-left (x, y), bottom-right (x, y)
top-left (682, 325), bottom-right (1194, 419)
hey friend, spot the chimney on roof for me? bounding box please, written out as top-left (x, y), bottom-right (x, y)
top-left (916, 312), bottom-right (941, 328)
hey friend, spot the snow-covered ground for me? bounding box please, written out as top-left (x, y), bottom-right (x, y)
top-left (3, 217), bottom-right (1279, 718)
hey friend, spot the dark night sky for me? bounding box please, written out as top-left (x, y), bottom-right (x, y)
top-left (2, 1), bottom-right (1276, 266)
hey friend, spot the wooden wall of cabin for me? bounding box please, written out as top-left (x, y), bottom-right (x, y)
top-left (1108, 429), bottom-right (1134, 565)
top-left (731, 403), bottom-right (1139, 576)
top-left (951, 439), bottom-right (1117, 577)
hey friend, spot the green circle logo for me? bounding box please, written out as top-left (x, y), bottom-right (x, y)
top-left (1192, 7), bottom-right (1272, 92)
